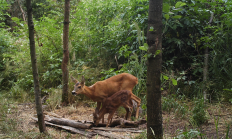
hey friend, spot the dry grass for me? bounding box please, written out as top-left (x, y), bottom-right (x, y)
top-left (0, 101), bottom-right (141, 139)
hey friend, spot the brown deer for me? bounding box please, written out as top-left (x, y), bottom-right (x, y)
top-left (93, 90), bottom-right (133, 127)
top-left (71, 73), bottom-right (141, 122)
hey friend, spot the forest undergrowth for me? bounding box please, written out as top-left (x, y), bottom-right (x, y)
top-left (0, 90), bottom-right (232, 139)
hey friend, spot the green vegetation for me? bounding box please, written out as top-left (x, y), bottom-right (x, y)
top-left (0, 0), bottom-right (232, 138)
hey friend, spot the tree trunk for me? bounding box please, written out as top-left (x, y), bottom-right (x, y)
top-left (17, 0), bottom-right (26, 22)
top-left (26, 0), bottom-right (46, 133)
top-left (62, 0), bottom-right (70, 105)
top-left (203, 12), bottom-right (213, 101)
top-left (203, 47), bottom-right (208, 101)
top-left (146, 0), bottom-right (163, 138)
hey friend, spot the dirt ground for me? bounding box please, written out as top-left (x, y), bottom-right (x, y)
top-left (15, 102), bottom-right (145, 139)
top-left (13, 101), bottom-right (232, 139)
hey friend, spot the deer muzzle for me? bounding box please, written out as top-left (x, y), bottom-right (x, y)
top-left (72, 91), bottom-right (76, 95)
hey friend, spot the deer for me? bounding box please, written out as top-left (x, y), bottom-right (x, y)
top-left (93, 90), bottom-right (133, 127)
top-left (71, 73), bottom-right (141, 123)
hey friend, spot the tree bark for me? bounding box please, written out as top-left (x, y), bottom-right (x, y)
top-left (26, 0), bottom-right (46, 133)
top-left (203, 47), bottom-right (208, 101)
top-left (17, 0), bottom-right (26, 22)
top-left (62, 0), bottom-right (70, 105)
top-left (203, 12), bottom-right (213, 101)
top-left (146, 0), bottom-right (163, 138)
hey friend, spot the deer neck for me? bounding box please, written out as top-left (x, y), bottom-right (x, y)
top-left (82, 85), bottom-right (96, 101)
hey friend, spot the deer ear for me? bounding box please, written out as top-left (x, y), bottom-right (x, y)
top-left (71, 76), bottom-right (78, 83)
top-left (81, 75), bottom-right (85, 85)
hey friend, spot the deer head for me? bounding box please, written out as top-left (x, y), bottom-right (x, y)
top-left (71, 76), bottom-right (85, 95)
top-left (93, 112), bottom-right (100, 126)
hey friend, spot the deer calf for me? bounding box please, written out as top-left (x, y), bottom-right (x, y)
top-left (93, 90), bottom-right (133, 127)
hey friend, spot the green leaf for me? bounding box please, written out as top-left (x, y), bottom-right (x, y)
top-left (175, 2), bottom-right (186, 8)
top-left (172, 15), bottom-right (182, 19)
top-left (163, 3), bottom-right (170, 13)
top-left (124, 51), bottom-right (132, 58)
top-left (139, 43), bottom-right (148, 51)
top-left (195, 20), bottom-right (200, 23)
top-left (163, 75), bottom-right (169, 80)
top-left (223, 88), bottom-right (232, 92)
top-left (155, 50), bottom-right (161, 55)
top-left (142, 104), bottom-right (147, 109)
top-left (149, 27), bottom-right (154, 31)
top-left (144, 43), bottom-right (148, 48)
top-left (143, 54), bottom-right (148, 58)
top-left (139, 46), bottom-right (148, 51)
top-left (172, 79), bottom-right (177, 86)
top-left (164, 14), bottom-right (170, 20)
top-left (11, 17), bottom-right (20, 22)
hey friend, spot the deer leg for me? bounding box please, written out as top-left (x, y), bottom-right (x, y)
top-left (96, 102), bottom-right (104, 123)
top-left (128, 99), bottom-right (133, 120)
top-left (124, 99), bottom-right (133, 120)
top-left (106, 110), bottom-right (116, 127)
top-left (95, 102), bottom-right (101, 113)
top-left (131, 94), bottom-right (141, 119)
top-left (135, 104), bottom-right (141, 119)
top-left (124, 107), bottom-right (129, 120)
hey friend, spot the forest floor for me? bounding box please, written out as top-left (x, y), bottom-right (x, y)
top-left (2, 100), bottom-right (232, 139)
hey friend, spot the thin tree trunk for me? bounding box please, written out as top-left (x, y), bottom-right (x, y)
top-left (62, 0), bottom-right (70, 105)
top-left (146, 0), bottom-right (163, 138)
top-left (203, 12), bottom-right (213, 101)
top-left (26, 0), bottom-right (46, 133)
top-left (17, 0), bottom-right (26, 22)
top-left (203, 47), bottom-right (208, 101)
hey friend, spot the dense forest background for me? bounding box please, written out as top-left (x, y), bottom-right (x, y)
top-left (0, 0), bottom-right (232, 138)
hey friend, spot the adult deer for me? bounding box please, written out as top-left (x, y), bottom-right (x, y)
top-left (71, 73), bottom-right (141, 122)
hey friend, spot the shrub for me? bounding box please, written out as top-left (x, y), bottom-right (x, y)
top-left (191, 98), bottom-right (208, 126)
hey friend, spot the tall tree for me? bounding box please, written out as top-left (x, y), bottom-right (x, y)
top-left (203, 12), bottom-right (214, 101)
top-left (146, 0), bottom-right (163, 138)
top-left (62, 0), bottom-right (70, 105)
top-left (26, 0), bottom-right (47, 133)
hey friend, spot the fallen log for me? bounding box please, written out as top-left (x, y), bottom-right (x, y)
top-left (32, 117), bottom-right (95, 138)
top-left (109, 118), bottom-right (147, 128)
top-left (43, 115), bottom-right (92, 129)
top-left (92, 127), bottom-right (144, 133)
top-left (32, 117), bottom-right (133, 139)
